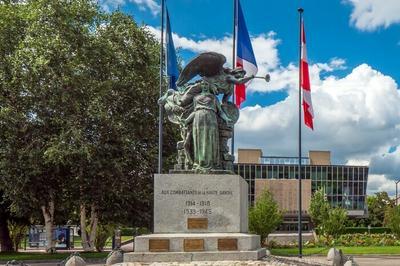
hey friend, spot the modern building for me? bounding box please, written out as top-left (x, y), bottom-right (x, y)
top-left (234, 149), bottom-right (369, 232)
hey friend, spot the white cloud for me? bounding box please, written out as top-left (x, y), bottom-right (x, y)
top-left (345, 0), bottom-right (400, 31)
top-left (236, 64), bottom-right (400, 196)
top-left (146, 27), bottom-right (280, 69)
top-left (146, 26), bottom-right (281, 92)
top-left (100, 0), bottom-right (160, 15)
top-left (367, 174), bottom-right (396, 195)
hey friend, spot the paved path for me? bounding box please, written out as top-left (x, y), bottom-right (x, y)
top-left (352, 255), bottom-right (400, 266)
top-left (311, 255), bottom-right (400, 266)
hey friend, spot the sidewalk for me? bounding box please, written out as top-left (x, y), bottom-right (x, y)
top-left (312, 255), bottom-right (400, 266)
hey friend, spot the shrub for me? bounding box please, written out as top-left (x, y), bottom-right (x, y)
top-left (8, 221), bottom-right (28, 251)
top-left (317, 233), bottom-right (400, 247)
top-left (95, 223), bottom-right (115, 252)
top-left (320, 207), bottom-right (347, 241)
top-left (120, 227), bottom-right (150, 236)
top-left (384, 205), bottom-right (400, 238)
top-left (344, 227), bottom-right (391, 234)
top-left (249, 189), bottom-right (282, 245)
top-left (309, 188), bottom-right (330, 228)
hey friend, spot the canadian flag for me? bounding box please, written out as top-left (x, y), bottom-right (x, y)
top-left (300, 20), bottom-right (314, 130)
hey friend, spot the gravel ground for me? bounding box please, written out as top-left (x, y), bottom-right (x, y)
top-left (2, 255), bottom-right (400, 266)
top-left (112, 256), bottom-right (331, 266)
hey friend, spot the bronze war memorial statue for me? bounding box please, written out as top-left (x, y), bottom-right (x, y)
top-left (125, 53), bottom-right (270, 263)
top-left (159, 52), bottom-right (269, 173)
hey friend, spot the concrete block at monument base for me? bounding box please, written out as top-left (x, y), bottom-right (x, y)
top-left (154, 174), bottom-right (248, 233)
top-left (134, 233), bottom-right (260, 252)
top-left (125, 233), bottom-right (265, 262)
top-left (124, 249), bottom-right (266, 262)
top-left (327, 248), bottom-right (338, 261)
top-left (106, 250), bottom-right (124, 265)
top-left (65, 255), bottom-right (86, 266)
top-left (327, 247), bottom-right (345, 266)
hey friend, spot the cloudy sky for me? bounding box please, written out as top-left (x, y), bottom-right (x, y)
top-left (99, 0), bottom-right (400, 196)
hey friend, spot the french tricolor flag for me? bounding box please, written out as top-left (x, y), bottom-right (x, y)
top-left (235, 0), bottom-right (258, 108)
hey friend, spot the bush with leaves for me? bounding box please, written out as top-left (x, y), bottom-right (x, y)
top-left (8, 221), bottom-right (28, 251)
top-left (249, 189), bottom-right (282, 245)
top-left (320, 207), bottom-right (348, 241)
top-left (367, 192), bottom-right (395, 227)
top-left (309, 188), bottom-right (330, 230)
top-left (310, 189), bottom-right (347, 240)
top-left (384, 205), bottom-right (400, 239)
top-left (95, 223), bottom-right (115, 252)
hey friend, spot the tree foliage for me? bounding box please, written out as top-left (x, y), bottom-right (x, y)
top-left (366, 192), bottom-right (395, 227)
top-left (310, 188), bottom-right (347, 240)
top-left (321, 207), bottom-right (347, 240)
top-left (0, 0), bottom-right (177, 252)
top-left (384, 205), bottom-right (400, 239)
top-left (249, 189), bottom-right (282, 245)
top-left (309, 188), bottom-right (330, 228)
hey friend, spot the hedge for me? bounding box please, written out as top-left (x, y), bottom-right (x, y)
top-left (119, 227), bottom-right (150, 236)
top-left (345, 227), bottom-right (391, 234)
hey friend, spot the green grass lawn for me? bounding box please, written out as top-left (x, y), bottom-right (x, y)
top-left (0, 252), bottom-right (108, 262)
top-left (271, 246), bottom-right (400, 256)
top-left (72, 235), bottom-right (133, 248)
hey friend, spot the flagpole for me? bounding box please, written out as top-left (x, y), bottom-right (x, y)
top-left (297, 7), bottom-right (304, 258)
top-left (231, 0), bottom-right (238, 157)
top-left (158, 0), bottom-right (165, 174)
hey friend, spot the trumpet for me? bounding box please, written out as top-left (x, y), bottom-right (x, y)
top-left (252, 74), bottom-right (271, 83)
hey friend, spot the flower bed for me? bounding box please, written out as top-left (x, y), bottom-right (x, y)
top-left (268, 233), bottom-right (400, 248)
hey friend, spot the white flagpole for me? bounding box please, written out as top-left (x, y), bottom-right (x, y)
top-left (231, 0), bottom-right (238, 156)
top-left (158, 0), bottom-right (165, 174)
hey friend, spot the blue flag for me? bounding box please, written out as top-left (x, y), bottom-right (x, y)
top-left (166, 9), bottom-right (179, 90)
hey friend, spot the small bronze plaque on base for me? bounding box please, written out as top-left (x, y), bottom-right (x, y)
top-left (184, 239), bottom-right (204, 252)
top-left (218, 238), bottom-right (238, 251)
top-left (187, 218), bottom-right (208, 229)
top-left (149, 239), bottom-right (169, 252)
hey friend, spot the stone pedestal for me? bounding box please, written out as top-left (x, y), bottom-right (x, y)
top-left (124, 174), bottom-right (266, 263)
top-left (154, 174), bottom-right (248, 233)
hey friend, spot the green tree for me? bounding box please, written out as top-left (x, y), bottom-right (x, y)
top-left (321, 207), bottom-right (347, 241)
top-left (249, 189), bottom-right (282, 245)
top-left (0, 0), bottom-right (177, 252)
top-left (384, 205), bottom-right (400, 238)
top-left (0, 0), bottom-right (31, 252)
top-left (310, 189), bottom-right (347, 240)
top-left (8, 221), bottom-right (28, 251)
top-left (0, 195), bottom-right (14, 251)
top-left (309, 188), bottom-right (330, 229)
top-left (366, 192), bottom-right (395, 227)
top-left (0, 0), bottom-right (104, 252)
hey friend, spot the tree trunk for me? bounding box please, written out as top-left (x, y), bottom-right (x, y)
top-left (41, 200), bottom-right (55, 253)
top-left (80, 203), bottom-right (98, 252)
top-left (0, 216), bottom-right (13, 252)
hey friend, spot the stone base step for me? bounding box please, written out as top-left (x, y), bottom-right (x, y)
top-left (134, 233), bottom-right (261, 253)
top-left (124, 248), bottom-right (267, 262)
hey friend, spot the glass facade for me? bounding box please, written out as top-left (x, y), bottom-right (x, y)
top-left (234, 163), bottom-right (369, 213)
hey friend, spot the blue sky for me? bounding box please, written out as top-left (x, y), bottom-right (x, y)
top-left (116, 0), bottom-right (400, 86)
top-left (100, 0), bottom-right (400, 196)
